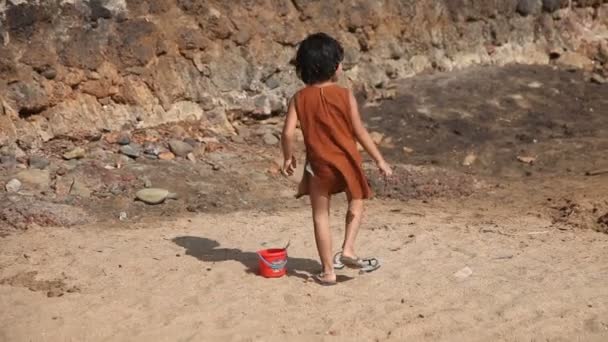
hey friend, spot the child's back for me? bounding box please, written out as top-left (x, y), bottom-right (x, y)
top-left (295, 84), bottom-right (371, 200)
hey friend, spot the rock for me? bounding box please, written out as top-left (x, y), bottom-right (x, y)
top-left (135, 188), bottom-right (178, 205)
top-left (542, 0), bottom-right (562, 12)
top-left (158, 151), bottom-right (176, 160)
top-left (262, 132), bottom-right (279, 146)
top-left (70, 179), bottom-right (91, 198)
top-left (119, 211), bottom-right (128, 221)
top-left (120, 144), bottom-right (142, 158)
top-left (54, 176), bottom-right (73, 197)
top-left (5, 179), bottom-right (22, 193)
top-left (169, 139), bottom-right (194, 157)
top-left (370, 131), bottom-right (384, 145)
top-left (41, 67), bottom-right (57, 80)
top-left (462, 153), bottom-right (477, 166)
top-left (517, 156), bottom-right (536, 164)
top-left (141, 176), bottom-right (152, 188)
top-left (28, 156), bottom-right (50, 170)
top-left (402, 146), bottom-right (415, 154)
top-left (16, 169), bottom-right (51, 190)
top-left (187, 153), bottom-right (196, 162)
top-left (184, 137), bottom-right (199, 148)
top-left (557, 52), bottom-right (594, 71)
top-left (143, 144), bottom-right (162, 157)
top-left (117, 132), bottom-right (131, 145)
top-left (0, 155), bottom-right (17, 167)
top-left (517, 0), bottom-right (541, 16)
top-left (590, 74), bottom-right (606, 85)
top-left (63, 147), bottom-right (86, 160)
top-left (454, 266), bottom-right (473, 280)
top-left (527, 81), bottom-right (543, 88)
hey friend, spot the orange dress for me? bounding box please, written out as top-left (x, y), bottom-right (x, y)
top-left (294, 84), bottom-right (372, 200)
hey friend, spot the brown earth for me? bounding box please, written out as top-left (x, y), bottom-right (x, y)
top-left (1, 63), bottom-right (607, 340)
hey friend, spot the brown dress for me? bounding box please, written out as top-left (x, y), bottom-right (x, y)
top-left (294, 84), bottom-right (372, 200)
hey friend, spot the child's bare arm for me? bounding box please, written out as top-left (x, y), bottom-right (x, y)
top-left (281, 97), bottom-right (298, 176)
top-left (348, 91), bottom-right (393, 177)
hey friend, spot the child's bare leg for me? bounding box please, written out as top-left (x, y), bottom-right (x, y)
top-left (310, 178), bottom-right (335, 281)
top-left (342, 197), bottom-right (364, 259)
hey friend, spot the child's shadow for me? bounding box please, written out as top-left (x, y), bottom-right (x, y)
top-left (173, 236), bottom-right (353, 283)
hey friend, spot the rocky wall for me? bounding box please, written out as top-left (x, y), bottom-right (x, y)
top-left (0, 0), bottom-right (607, 151)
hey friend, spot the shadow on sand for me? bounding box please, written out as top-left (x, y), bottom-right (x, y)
top-left (172, 236), bottom-right (353, 283)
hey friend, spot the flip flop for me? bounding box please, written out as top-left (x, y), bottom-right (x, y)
top-left (340, 255), bottom-right (381, 273)
top-left (333, 252), bottom-right (345, 269)
top-left (313, 273), bottom-right (337, 286)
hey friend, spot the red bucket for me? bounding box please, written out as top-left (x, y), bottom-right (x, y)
top-left (257, 248), bottom-right (287, 278)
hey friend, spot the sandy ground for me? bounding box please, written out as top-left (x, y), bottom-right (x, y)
top-left (1, 193), bottom-right (607, 341)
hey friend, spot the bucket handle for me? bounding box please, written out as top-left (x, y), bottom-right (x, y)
top-left (257, 252), bottom-right (288, 270)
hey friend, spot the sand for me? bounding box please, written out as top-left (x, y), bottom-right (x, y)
top-left (1, 195), bottom-right (607, 341)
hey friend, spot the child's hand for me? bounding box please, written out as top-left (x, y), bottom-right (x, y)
top-left (282, 156), bottom-right (297, 177)
top-left (377, 160), bottom-right (393, 178)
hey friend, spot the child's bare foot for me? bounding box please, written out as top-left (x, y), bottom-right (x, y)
top-left (313, 272), bottom-right (337, 286)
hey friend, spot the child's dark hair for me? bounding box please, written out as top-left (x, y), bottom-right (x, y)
top-left (295, 32), bottom-right (344, 85)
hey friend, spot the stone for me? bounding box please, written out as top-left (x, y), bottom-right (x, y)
top-left (402, 146), bottom-right (415, 154)
top-left (70, 179), bottom-right (91, 198)
top-left (120, 144), bottom-right (142, 158)
top-left (462, 153), bottom-right (477, 166)
top-left (16, 169), bottom-right (51, 190)
top-left (263, 133), bottom-right (279, 146)
top-left (517, 156), bottom-right (536, 164)
top-left (590, 74), bottom-right (606, 85)
top-left (370, 131), bottom-right (384, 145)
top-left (0, 155), bottom-right (17, 166)
top-left (54, 176), bottom-right (73, 197)
top-left (158, 151), bottom-right (176, 160)
top-left (184, 137), bottom-right (199, 147)
top-left (28, 156), bottom-right (50, 170)
top-left (517, 0), bottom-right (541, 16)
top-left (169, 139), bottom-right (194, 157)
top-left (141, 176), bottom-right (152, 188)
top-left (135, 188), bottom-right (178, 205)
top-left (454, 266), bottom-right (473, 280)
top-left (63, 147), bottom-right (86, 160)
top-left (5, 179), bottom-right (22, 193)
top-left (117, 132), bottom-right (131, 145)
top-left (557, 52), bottom-right (594, 71)
top-left (542, 0), bottom-right (562, 12)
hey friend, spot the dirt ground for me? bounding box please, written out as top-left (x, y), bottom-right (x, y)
top-left (1, 64), bottom-right (608, 341)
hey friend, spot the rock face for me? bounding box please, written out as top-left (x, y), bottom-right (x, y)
top-left (0, 1), bottom-right (607, 147)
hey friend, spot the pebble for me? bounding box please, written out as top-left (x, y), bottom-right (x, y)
top-left (402, 146), bottom-right (414, 154)
top-left (28, 155), bottom-right (50, 170)
top-left (70, 179), bottom-right (91, 198)
top-left (370, 131), bottom-right (384, 145)
top-left (135, 188), bottom-right (178, 205)
top-left (517, 156), bottom-right (536, 164)
top-left (184, 137), bottom-right (199, 147)
top-left (5, 178), bottom-right (22, 192)
top-left (454, 266), bottom-right (473, 280)
top-left (118, 212), bottom-right (128, 221)
top-left (16, 169), bottom-right (51, 189)
top-left (462, 153), bottom-right (477, 166)
top-left (117, 132), bottom-right (131, 145)
top-left (63, 147), bottom-right (86, 160)
top-left (141, 176), bottom-right (152, 188)
top-left (158, 151), bottom-right (176, 161)
top-left (263, 133), bottom-right (279, 145)
top-left (0, 155), bottom-right (17, 166)
top-left (169, 139), bottom-right (194, 157)
top-left (590, 73), bottom-right (606, 85)
top-left (120, 144), bottom-right (142, 158)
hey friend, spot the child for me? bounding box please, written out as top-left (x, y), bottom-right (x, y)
top-left (281, 32), bottom-right (393, 286)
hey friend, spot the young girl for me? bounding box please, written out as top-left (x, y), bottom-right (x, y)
top-left (281, 32), bottom-right (393, 286)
